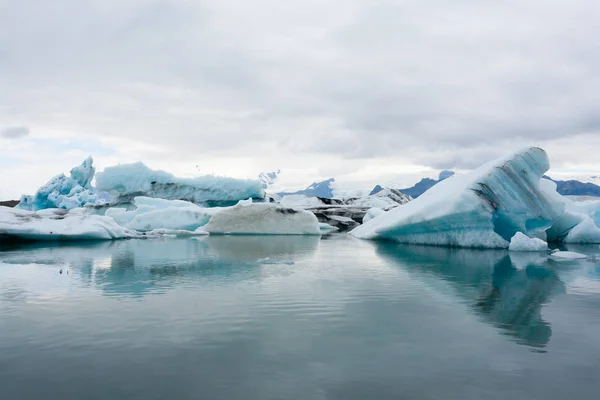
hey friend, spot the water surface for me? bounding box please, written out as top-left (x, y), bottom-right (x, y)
top-left (1, 235), bottom-right (600, 399)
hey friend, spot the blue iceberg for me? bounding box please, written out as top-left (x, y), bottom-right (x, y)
top-left (16, 158), bottom-right (265, 211)
top-left (16, 157), bottom-right (110, 211)
top-left (351, 147), bottom-right (600, 247)
top-left (95, 162), bottom-right (264, 206)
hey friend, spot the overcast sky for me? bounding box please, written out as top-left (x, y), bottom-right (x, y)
top-left (2, 0), bottom-right (600, 199)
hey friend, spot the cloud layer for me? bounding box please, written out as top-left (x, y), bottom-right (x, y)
top-left (1, 126), bottom-right (29, 139)
top-left (1, 0), bottom-right (599, 198)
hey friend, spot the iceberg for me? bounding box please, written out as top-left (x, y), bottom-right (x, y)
top-left (16, 157), bottom-right (110, 211)
top-left (279, 188), bottom-right (411, 232)
top-left (95, 162), bottom-right (264, 206)
top-left (16, 157), bottom-right (265, 211)
top-left (203, 201), bottom-right (321, 235)
top-left (351, 148), bottom-right (567, 247)
top-left (105, 197), bottom-right (223, 232)
top-left (0, 206), bottom-right (139, 240)
top-left (508, 232), bottom-right (549, 252)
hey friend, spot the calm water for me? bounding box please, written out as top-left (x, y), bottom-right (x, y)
top-left (1, 235), bottom-right (600, 399)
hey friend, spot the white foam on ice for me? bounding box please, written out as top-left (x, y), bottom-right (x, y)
top-left (203, 202), bottom-right (321, 235)
top-left (508, 232), bottom-right (549, 252)
top-left (0, 206), bottom-right (139, 240)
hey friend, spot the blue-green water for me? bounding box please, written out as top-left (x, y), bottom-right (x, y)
top-left (1, 235), bottom-right (600, 399)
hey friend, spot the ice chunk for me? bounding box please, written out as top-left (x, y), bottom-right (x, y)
top-left (551, 251), bottom-right (587, 260)
top-left (319, 222), bottom-right (338, 233)
top-left (0, 206), bottom-right (139, 240)
top-left (204, 203), bottom-right (321, 235)
top-left (105, 197), bottom-right (222, 232)
top-left (541, 180), bottom-right (600, 243)
top-left (351, 147), bottom-right (565, 248)
top-left (509, 232), bottom-right (549, 252)
top-left (95, 162), bottom-right (264, 206)
top-left (16, 157), bottom-right (110, 211)
top-left (563, 218), bottom-right (600, 243)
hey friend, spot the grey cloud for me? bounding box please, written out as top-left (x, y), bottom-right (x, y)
top-left (0, 0), bottom-right (599, 171)
top-left (1, 126), bottom-right (29, 139)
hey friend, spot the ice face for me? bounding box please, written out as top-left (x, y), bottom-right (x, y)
top-left (0, 206), bottom-right (139, 240)
top-left (203, 201), bottom-right (321, 235)
top-left (351, 148), bottom-right (566, 248)
top-left (95, 162), bottom-right (264, 206)
top-left (15, 157), bottom-right (109, 211)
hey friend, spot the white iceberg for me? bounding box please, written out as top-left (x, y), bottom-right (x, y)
top-left (351, 148), bottom-right (566, 248)
top-left (105, 197), bottom-right (223, 232)
top-left (0, 206), bottom-right (139, 240)
top-left (203, 201), bottom-right (321, 235)
top-left (95, 162), bottom-right (264, 206)
top-left (16, 157), bottom-right (110, 211)
top-left (508, 232), bottom-right (549, 252)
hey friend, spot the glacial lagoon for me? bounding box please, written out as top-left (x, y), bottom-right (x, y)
top-left (1, 235), bottom-right (600, 399)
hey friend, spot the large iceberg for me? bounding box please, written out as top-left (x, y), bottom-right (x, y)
top-left (0, 206), bottom-right (139, 240)
top-left (16, 157), bottom-right (110, 211)
top-left (16, 157), bottom-right (265, 211)
top-left (203, 201), bottom-right (321, 235)
top-left (351, 148), bottom-right (573, 247)
top-left (95, 162), bottom-right (264, 206)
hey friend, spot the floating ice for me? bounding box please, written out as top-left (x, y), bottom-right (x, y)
top-left (551, 251), bottom-right (587, 260)
top-left (203, 201), bottom-right (321, 235)
top-left (319, 222), bottom-right (339, 233)
top-left (508, 232), bottom-right (549, 252)
top-left (105, 197), bottom-right (223, 232)
top-left (16, 157), bottom-right (110, 211)
top-left (96, 162), bottom-right (264, 206)
top-left (0, 206), bottom-right (139, 240)
top-left (351, 148), bottom-right (566, 248)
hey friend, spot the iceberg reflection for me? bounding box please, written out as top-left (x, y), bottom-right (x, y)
top-left (374, 243), bottom-right (566, 350)
top-left (0, 237), bottom-right (320, 298)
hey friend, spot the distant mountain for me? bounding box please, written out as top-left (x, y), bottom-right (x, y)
top-left (258, 169), bottom-right (281, 188)
top-left (398, 170), bottom-right (455, 198)
top-left (278, 178), bottom-right (335, 198)
top-left (542, 176), bottom-right (600, 197)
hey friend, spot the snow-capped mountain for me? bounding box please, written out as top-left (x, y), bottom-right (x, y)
top-left (398, 170), bottom-right (455, 198)
top-left (542, 176), bottom-right (600, 197)
top-left (278, 178), bottom-right (336, 198)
